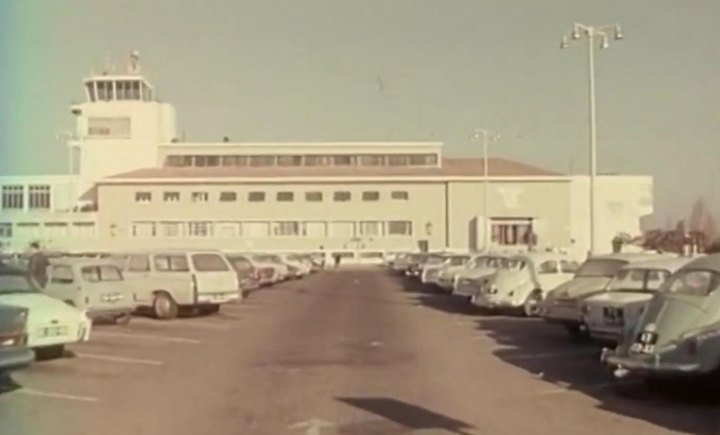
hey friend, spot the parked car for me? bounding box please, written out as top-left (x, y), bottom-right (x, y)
top-left (406, 253), bottom-right (446, 278)
top-left (541, 252), bottom-right (674, 338)
top-left (223, 253), bottom-right (262, 293)
top-left (471, 252), bottom-right (578, 316)
top-left (118, 249), bottom-right (240, 319)
top-left (601, 254), bottom-right (720, 381)
top-left (0, 304), bottom-right (34, 374)
top-left (43, 258), bottom-right (135, 324)
top-left (582, 257), bottom-right (696, 343)
top-left (450, 254), bottom-right (512, 297)
top-left (279, 253), bottom-right (311, 277)
top-left (390, 252), bottom-right (418, 275)
top-left (251, 254), bottom-right (291, 281)
top-left (421, 254), bottom-right (471, 286)
top-left (0, 263), bottom-right (91, 359)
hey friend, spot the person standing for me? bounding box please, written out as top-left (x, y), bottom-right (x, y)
top-left (27, 242), bottom-right (50, 289)
top-left (333, 252), bottom-right (341, 269)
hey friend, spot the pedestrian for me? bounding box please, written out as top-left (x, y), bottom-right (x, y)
top-left (27, 241), bottom-right (50, 289)
top-left (333, 252), bottom-right (341, 269)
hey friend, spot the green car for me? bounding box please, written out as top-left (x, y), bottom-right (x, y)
top-left (0, 304), bottom-right (34, 374)
top-left (602, 254), bottom-right (720, 379)
top-left (0, 263), bottom-right (91, 360)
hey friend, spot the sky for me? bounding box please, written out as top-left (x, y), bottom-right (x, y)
top-left (0, 0), bottom-right (718, 226)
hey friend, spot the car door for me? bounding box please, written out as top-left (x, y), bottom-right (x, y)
top-left (189, 252), bottom-right (237, 297)
top-left (45, 264), bottom-right (81, 307)
top-left (80, 265), bottom-right (129, 312)
top-left (124, 254), bottom-right (152, 305)
top-left (536, 259), bottom-right (568, 293)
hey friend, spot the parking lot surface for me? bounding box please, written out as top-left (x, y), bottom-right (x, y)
top-left (1, 270), bottom-right (717, 435)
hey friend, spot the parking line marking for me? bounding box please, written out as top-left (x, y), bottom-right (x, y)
top-left (531, 379), bottom-right (642, 396)
top-left (92, 331), bottom-right (200, 344)
top-left (18, 388), bottom-right (99, 403)
top-left (75, 353), bottom-right (164, 366)
top-left (504, 349), bottom-right (598, 362)
top-left (132, 318), bottom-right (232, 330)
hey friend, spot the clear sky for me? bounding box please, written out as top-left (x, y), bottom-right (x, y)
top-left (0, 0), bottom-right (718, 225)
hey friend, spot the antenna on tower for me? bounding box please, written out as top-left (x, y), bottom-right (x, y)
top-left (129, 50), bottom-right (141, 74)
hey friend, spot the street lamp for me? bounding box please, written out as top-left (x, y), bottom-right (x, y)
top-left (472, 128), bottom-right (500, 252)
top-left (560, 23), bottom-right (623, 255)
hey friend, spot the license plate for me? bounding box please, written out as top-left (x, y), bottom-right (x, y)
top-left (630, 343), bottom-right (655, 354)
top-left (40, 326), bottom-right (68, 338)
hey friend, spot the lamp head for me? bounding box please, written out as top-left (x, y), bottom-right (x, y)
top-left (614, 24), bottom-right (623, 40)
top-left (560, 36), bottom-right (569, 49)
top-left (571, 27), bottom-right (581, 40)
top-left (600, 36), bottom-right (610, 49)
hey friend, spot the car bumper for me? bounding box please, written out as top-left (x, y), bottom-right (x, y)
top-left (28, 319), bottom-right (91, 348)
top-left (471, 294), bottom-right (521, 309)
top-left (195, 291), bottom-right (239, 305)
top-left (0, 348), bottom-right (34, 372)
top-left (453, 284), bottom-right (480, 297)
top-left (601, 348), bottom-right (704, 376)
top-left (542, 304), bottom-right (583, 324)
top-left (87, 307), bottom-right (134, 319)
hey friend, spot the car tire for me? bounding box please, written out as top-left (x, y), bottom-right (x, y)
top-left (523, 291), bottom-right (543, 317)
top-left (35, 345), bottom-right (65, 361)
top-left (153, 292), bottom-right (178, 320)
top-left (204, 304), bottom-right (220, 315)
top-left (115, 313), bottom-right (132, 325)
top-left (564, 323), bottom-right (589, 341)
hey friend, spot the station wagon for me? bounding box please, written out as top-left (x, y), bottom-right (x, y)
top-left (118, 249), bottom-right (240, 319)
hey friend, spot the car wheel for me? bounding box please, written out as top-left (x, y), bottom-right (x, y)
top-left (523, 291), bottom-right (543, 317)
top-left (204, 304), bottom-right (220, 315)
top-left (564, 322), bottom-right (589, 341)
top-left (35, 345), bottom-right (65, 361)
top-left (115, 313), bottom-right (132, 325)
top-left (153, 292), bottom-right (178, 320)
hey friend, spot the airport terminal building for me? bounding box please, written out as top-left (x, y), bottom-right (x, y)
top-left (0, 53), bottom-right (653, 260)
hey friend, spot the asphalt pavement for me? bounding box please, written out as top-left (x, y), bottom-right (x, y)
top-left (0, 269), bottom-right (718, 435)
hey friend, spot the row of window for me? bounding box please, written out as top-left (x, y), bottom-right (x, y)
top-left (0, 221), bottom-right (97, 239)
top-left (1, 185), bottom-right (51, 210)
top-left (164, 153), bottom-right (439, 168)
top-left (86, 80), bottom-right (153, 103)
top-left (130, 220), bottom-right (414, 238)
top-left (135, 190), bottom-right (410, 204)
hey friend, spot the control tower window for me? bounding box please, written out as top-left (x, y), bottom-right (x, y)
top-left (96, 81), bottom-right (107, 101)
top-left (116, 81), bottom-right (125, 100)
top-left (131, 81), bottom-right (140, 100)
top-left (86, 83), bottom-right (96, 102)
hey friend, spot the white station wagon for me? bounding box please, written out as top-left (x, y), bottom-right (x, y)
top-left (581, 256), bottom-right (697, 343)
top-left (471, 252), bottom-right (580, 316)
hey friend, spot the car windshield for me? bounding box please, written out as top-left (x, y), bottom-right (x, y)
top-left (0, 264), bottom-right (36, 294)
top-left (607, 268), bottom-right (671, 293)
top-left (425, 255), bottom-right (445, 265)
top-left (445, 256), bottom-right (468, 266)
top-left (575, 259), bottom-right (627, 278)
top-left (663, 269), bottom-right (720, 297)
top-left (506, 259), bottom-right (527, 271)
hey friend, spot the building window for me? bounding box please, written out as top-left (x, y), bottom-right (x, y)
top-left (164, 192), bottom-right (180, 202)
top-left (188, 221), bottom-right (213, 237)
top-left (277, 155), bottom-right (303, 167)
top-left (391, 191), bottom-right (409, 200)
top-left (87, 117), bottom-right (131, 138)
top-left (333, 191), bottom-right (351, 202)
top-left (219, 191), bottom-right (237, 202)
top-left (44, 222), bottom-right (68, 238)
top-left (135, 192), bottom-right (152, 203)
top-left (215, 221), bottom-right (242, 237)
top-left (387, 155), bottom-right (410, 166)
top-left (159, 221), bottom-right (184, 237)
top-left (248, 191), bottom-right (266, 202)
top-left (191, 192), bottom-right (209, 202)
top-left (1, 186), bottom-right (24, 210)
top-left (409, 154), bottom-right (439, 166)
top-left (28, 185), bottom-right (51, 209)
top-left (243, 221), bottom-right (270, 237)
top-left (221, 156), bottom-right (248, 166)
top-left (332, 155), bottom-right (354, 166)
top-left (165, 155), bottom-right (192, 167)
top-left (249, 155), bottom-right (275, 167)
top-left (272, 221), bottom-right (300, 237)
top-left (359, 155), bottom-right (385, 166)
top-left (71, 222), bottom-right (96, 238)
top-left (359, 221), bottom-right (383, 236)
top-left (305, 192), bottom-right (323, 202)
top-left (387, 221), bottom-right (412, 236)
top-left (329, 221), bottom-right (356, 237)
top-left (194, 155), bottom-right (220, 167)
top-left (276, 192), bottom-right (294, 202)
top-left (304, 155), bottom-right (331, 166)
top-left (0, 223), bottom-right (12, 238)
top-left (302, 221), bottom-right (327, 237)
top-left (131, 221), bottom-right (156, 238)
top-left (491, 218), bottom-right (533, 246)
top-left (362, 191), bottom-right (380, 201)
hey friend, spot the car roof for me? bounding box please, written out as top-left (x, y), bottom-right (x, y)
top-left (679, 253), bottom-right (720, 274)
top-left (590, 252), bottom-right (676, 262)
top-left (619, 256), bottom-right (699, 272)
top-left (124, 249), bottom-right (224, 255)
top-left (510, 252), bottom-right (569, 262)
top-left (49, 258), bottom-right (122, 268)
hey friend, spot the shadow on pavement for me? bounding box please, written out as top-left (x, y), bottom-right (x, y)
top-left (335, 397), bottom-right (475, 435)
top-left (477, 316), bottom-right (720, 435)
top-left (0, 372), bottom-right (22, 396)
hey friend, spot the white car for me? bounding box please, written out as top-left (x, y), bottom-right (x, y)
top-left (581, 256), bottom-right (697, 343)
top-left (279, 253), bottom-right (312, 276)
top-left (450, 254), bottom-right (512, 297)
top-left (0, 264), bottom-right (91, 359)
top-left (471, 252), bottom-right (579, 316)
top-left (421, 254), bottom-right (472, 286)
top-left (251, 254), bottom-right (291, 281)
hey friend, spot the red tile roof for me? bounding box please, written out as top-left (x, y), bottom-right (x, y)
top-left (105, 157), bottom-right (560, 181)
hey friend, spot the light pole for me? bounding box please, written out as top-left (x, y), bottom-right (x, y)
top-left (472, 128), bottom-right (500, 252)
top-left (560, 23), bottom-right (623, 256)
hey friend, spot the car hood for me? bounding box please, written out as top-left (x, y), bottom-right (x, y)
top-left (0, 293), bottom-right (83, 325)
top-left (458, 267), bottom-right (496, 279)
top-left (585, 291), bottom-right (654, 307)
top-left (634, 294), bottom-right (707, 348)
top-left (491, 269), bottom-right (530, 292)
top-left (549, 276), bottom-right (610, 300)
